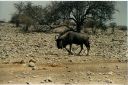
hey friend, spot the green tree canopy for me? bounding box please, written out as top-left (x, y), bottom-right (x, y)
top-left (47, 1), bottom-right (116, 32)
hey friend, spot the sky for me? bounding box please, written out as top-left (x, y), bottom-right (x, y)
top-left (0, 1), bottom-right (127, 26)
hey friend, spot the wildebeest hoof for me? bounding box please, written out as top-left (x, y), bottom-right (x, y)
top-left (76, 54), bottom-right (80, 56)
top-left (68, 52), bottom-right (73, 55)
top-left (86, 54), bottom-right (89, 56)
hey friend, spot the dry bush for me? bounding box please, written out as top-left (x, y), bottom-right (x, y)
top-left (118, 25), bottom-right (127, 31)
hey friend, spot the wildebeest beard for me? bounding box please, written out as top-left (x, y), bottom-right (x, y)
top-left (56, 39), bottom-right (63, 49)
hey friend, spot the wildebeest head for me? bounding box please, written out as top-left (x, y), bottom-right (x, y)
top-left (55, 35), bottom-right (63, 49)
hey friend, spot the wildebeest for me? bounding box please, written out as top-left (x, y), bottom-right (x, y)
top-left (55, 31), bottom-right (90, 55)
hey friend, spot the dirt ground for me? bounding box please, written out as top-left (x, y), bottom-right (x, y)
top-left (0, 23), bottom-right (127, 84)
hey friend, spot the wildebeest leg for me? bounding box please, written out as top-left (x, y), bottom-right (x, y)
top-left (86, 46), bottom-right (90, 56)
top-left (85, 42), bottom-right (90, 56)
top-left (69, 44), bottom-right (73, 55)
top-left (77, 44), bottom-right (83, 55)
top-left (65, 47), bottom-right (73, 55)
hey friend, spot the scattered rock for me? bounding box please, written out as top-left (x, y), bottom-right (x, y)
top-left (3, 61), bottom-right (9, 64)
top-left (70, 78), bottom-right (73, 81)
top-left (101, 66), bottom-right (106, 68)
top-left (89, 78), bottom-right (93, 81)
top-left (65, 66), bottom-right (68, 68)
top-left (26, 82), bottom-right (31, 85)
top-left (104, 79), bottom-right (112, 83)
top-left (50, 64), bottom-right (58, 67)
top-left (87, 71), bottom-right (94, 76)
top-left (97, 79), bottom-right (101, 82)
top-left (29, 59), bottom-right (36, 63)
top-left (118, 60), bottom-right (122, 62)
top-left (28, 62), bottom-right (35, 67)
top-left (99, 73), bottom-right (102, 75)
top-left (62, 74), bottom-right (65, 77)
top-left (32, 66), bottom-right (37, 70)
top-left (108, 71), bottom-right (113, 75)
top-left (88, 76), bottom-right (91, 79)
top-left (8, 81), bottom-right (13, 83)
top-left (44, 79), bottom-right (52, 83)
top-left (42, 68), bottom-right (47, 70)
top-left (65, 83), bottom-right (71, 85)
top-left (67, 70), bottom-right (71, 72)
top-left (20, 60), bottom-right (25, 64)
top-left (105, 75), bottom-right (108, 78)
top-left (32, 75), bottom-right (37, 78)
top-left (40, 81), bottom-right (44, 83)
top-left (12, 60), bottom-right (25, 64)
top-left (116, 65), bottom-right (119, 69)
top-left (68, 60), bottom-right (72, 62)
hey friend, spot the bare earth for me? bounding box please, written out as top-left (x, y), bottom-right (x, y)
top-left (0, 23), bottom-right (127, 84)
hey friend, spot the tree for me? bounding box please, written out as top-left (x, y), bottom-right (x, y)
top-left (14, 2), bottom-right (25, 27)
top-left (48, 1), bottom-right (116, 32)
top-left (13, 2), bottom-right (44, 25)
top-left (110, 22), bottom-right (117, 34)
top-left (13, 2), bottom-right (45, 32)
top-left (23, 2), bottom-right (44, 24)
top-left (40, 2), bottom-right (62, 28)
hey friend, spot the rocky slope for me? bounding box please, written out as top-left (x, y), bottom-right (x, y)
top-left (0, 23), bottom-right (127, 84)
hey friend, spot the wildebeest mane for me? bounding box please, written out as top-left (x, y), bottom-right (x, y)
top-left (59, 28), bottom-right (76, 36)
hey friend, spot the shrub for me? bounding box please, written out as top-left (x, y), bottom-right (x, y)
top-left (118, 25), bottom-right (127, 31)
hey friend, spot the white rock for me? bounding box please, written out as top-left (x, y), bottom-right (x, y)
top-left (108, 71), bottom-right (113, 75)
top-left (99, 73), bottom-right (102, 75)
top-left (87, 71), bottom-right (94, 76)
top-left (40, 81), bottom-right (44, 83)
top-left (104, 79), bottom-right (112, 83)
top-left (8, 81), bottom-right (13, 83)
top-left (32, 66), bottom-right (37, 70)
top-left (32, 75), bottom-right (37, 78)
top-left (116, 65), bottom-right (119, 69)
top-left (28, 62), bottom-right (35, 67)
top-left (89, 78), bottom-right (93, 81)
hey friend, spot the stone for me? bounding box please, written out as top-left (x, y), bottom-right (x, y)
top-left (32, 66), bottom-right (37, 70)
top-left (99, 73), bottom-right (102, 75)
top-left (44, 79), bottom-right (52, 82)
top-left (32, 75), bottom-right (37, 78)
top-left (20, 60), bottom-right (25, 64)
top-left (26, 82), bottom-right (31, 84)
top-left (108, 71), bottom-right (113, 75)
top-left (65, 83), bottom-right (70, 85)
top-left (116, 65), bottom-right (119, 69)
top-left (40, 81), bottom-right (44, 83)
top-left (87, 71), bottom-right (94, 76)
top-left (68, 60), bottom-right (72, 62)
top-left (89, 78), bottom-right (93, 81)
top-left (29, 59), bottom-right (36, 63)
top-left (67, 70), bottom-right (71, 72)
top-left (8, 81), bottom-right (13, 83)
top-left (104, 79), bottom-right (112, 83)
top-left (28, 62), bottom-right (35, 67)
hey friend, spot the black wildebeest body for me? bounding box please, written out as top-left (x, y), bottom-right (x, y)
top-left (55, 31), bottom-right (90, 55)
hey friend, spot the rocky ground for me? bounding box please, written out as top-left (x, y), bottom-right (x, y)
top-left (0, 23), bottom-right (127, 84)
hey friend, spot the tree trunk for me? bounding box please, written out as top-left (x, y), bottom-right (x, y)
top-left (92, 27), bottom-right (96, 34)
top-left (16, 19), bottom-right (20, 27)
top-left (111, 27), bottom-right (115, 34)
top-left (76, 23), bottom-right (82, 33)
top-left (23, 25), bottom-right (29, 32)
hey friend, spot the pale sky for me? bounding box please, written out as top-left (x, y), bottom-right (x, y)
top-left (0, 1), bottom-right (127, 26)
